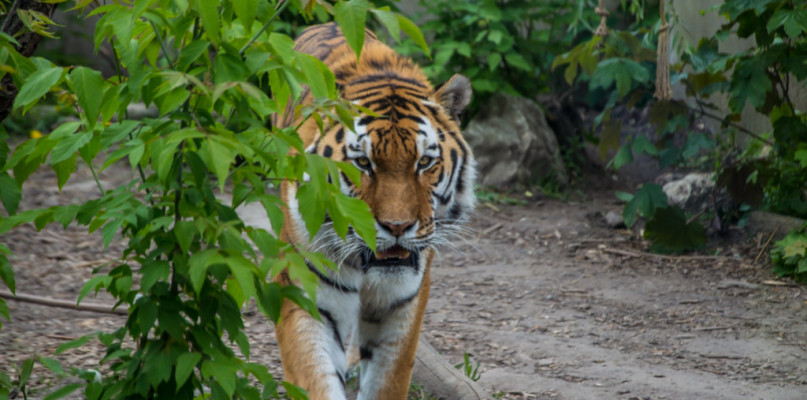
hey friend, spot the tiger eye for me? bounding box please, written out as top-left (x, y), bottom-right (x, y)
top-left (356, 157), bottom-right (371, 168)
top-left (418, 156), bottom-right (433, 167)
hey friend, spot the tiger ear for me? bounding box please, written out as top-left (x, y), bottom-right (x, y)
top-left (434, 74), bottom-right (472, 123)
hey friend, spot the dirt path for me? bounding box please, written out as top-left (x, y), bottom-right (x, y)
top-left (1, 166), bottom-right (806, 399)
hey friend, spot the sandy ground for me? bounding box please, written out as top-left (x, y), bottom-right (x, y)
top-left (1, 164), bottom-right (806, 400)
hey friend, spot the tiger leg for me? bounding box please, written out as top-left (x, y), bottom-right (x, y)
top-left (275, 270), bottom-right (361, 400)
top-left (356, 250), bottom-right (433, 400)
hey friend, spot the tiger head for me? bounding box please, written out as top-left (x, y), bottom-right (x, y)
top-left (294, 72), bottom-right (475, 272)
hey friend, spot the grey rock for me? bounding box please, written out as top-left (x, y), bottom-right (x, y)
top-left (605, 210), bottom-right (625, 228)
top-left (662, 172), bottom-right (715, 214)
top-left (463, 93), bottom-right (568, 188)
top-left (748, 211), bottom-right (806, 240)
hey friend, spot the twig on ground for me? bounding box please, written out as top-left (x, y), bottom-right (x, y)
top-left (755, 229), bottom-right (778, 263)
top-left (599, 246), bottom-right (739, 262)
top-left (0, 290), bottom-right (128, 315)
top-left (694, 326), bottom-right (732, 332)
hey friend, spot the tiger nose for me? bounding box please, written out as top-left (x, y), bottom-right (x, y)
top-left (378, 220), bottom-right (415, 237)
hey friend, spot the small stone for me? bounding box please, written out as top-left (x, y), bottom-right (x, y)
top-left (605, 211), bottom-right (625, 228)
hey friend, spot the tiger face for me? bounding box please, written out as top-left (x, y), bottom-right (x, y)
top-left (300, 74), bottom-right (476, 273)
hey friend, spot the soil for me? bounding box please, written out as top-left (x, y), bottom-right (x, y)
top-left (1, 164), bottom-right (806, 400)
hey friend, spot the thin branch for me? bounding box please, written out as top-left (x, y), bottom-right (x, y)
top-left (0, 289), bottom-right (128, 315)
top-left (681, 103), bottom-right (775, 146)
top-left (239, 0), bottom-right (290, 55)
top-left (150, 20), bottom-right (176, 67)
top-left (88, 162), bottom-right (105, 195)
top-left (0, 0), bottom-right (21, 33)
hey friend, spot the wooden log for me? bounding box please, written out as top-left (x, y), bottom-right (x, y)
top-left (412, 334), bottom-right (491, 400)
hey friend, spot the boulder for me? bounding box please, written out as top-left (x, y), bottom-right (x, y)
top-left (463, 94), bottom-right (568, 188)
top-left (662, 172), bottom-right (715, 214)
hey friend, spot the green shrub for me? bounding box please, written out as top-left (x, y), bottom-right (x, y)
top-left (772, 228), bottom-right (807, 283)
top-left (393, 0), bottom-right (594, 118)
top-left (0, 0), bottom-right (426, 398)
top-left (555, 0), bottom-right (807, 253)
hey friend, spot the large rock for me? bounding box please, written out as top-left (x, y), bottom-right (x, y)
top-left (463, 93), bottom-right (568, 188)
top-left (661, 172), bottom-right (715, 214)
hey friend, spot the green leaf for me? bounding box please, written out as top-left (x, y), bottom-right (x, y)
top-left (610, 144), bottom-right (633, 170)
top-left (176, 40), bottom-right (210, 72)
top-left (0, 298), bottom-right (8, 325)
top-left (256, 281), bottom-right (284, 323)
top-left (644, 206), bottom-right (706, 253)
top-left (795, 149), bottom-right (807, 167)
top-left (49, 123), bottom-right (88, 164)
top-left (214, 52), bottom-right (249, 84)
top-left (155, 87), bottom-right (190, 115)
top-left (228, 255), bottom-right (257, 303)
top-left (296, 182), bottom-right (325, 240)
top-left (175, 352), bottom-right (201, 390)
top-left (371, 8), bottom-right (399, 42)
top-left (202, 360), bottom-right (237, 397)
top-left (52, 152), bottom-right (78, 190)
top-left (189, 249), bottom-right (216, 294)
top-left (331, 192), bottom-right (376, 251)
top-left (55, 334), bottom-right (94, 355)
top-left (729, 58), bottom-right (772, 113)
top-left (13, 66), bottom-right (64, 113)
top-left (597, 117), bottom-right (621, 162)
top-left (777, 234), bottom-right (807, 259)
top-left (397, 14), bottom-right (430, 58)
top-left (67, 67), bottom-right (104, 129)
top-left (622, 183), bottom-right (668, 228)
top-left (195, 0), bottom-right (220, 43)
top-left (615, 191), bottom-right (634, 202)
top-left (296, 53), bottom-right (335, 99)
top-left (487, 52), bottom-right (501, 71)
top-left (203, 137), bottom-right (234, 191)
top-left (632, 135), bottom-right (659, 157)
top-left (488, 29), bottom-right (503, 45)
top-left (43, 383), bottom-right (83, 400)
top-left (334, 0), bottom-right (370, 60)
top-left (101, 218), bottom-right (123, 249)
top-left (37, 356), bottom-right (64, 375)
top-left (282, 382), bottom-right (309, 400)
top-left (19, 358), bottom-right (34, 386)
top-left (174, 220), bottom-right (196, 253)
top-left (0, 254), bottom-right (15, 294)
top-left (77, 275), bottom-right (112, 305)
top-left (0, 173), bottom-right (21, 215)
top-left (681, 133), bottom-right (715, 159)
top-left (504, 52), bottom-right (531, 71)
top-left (232, 0), bottom-right (257, 31)
top-left (590, 58), bottom-right (649, 98)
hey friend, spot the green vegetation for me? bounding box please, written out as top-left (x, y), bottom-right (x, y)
top-left (0, 0), bottom-right (426, 398)
top-left (394, 0), bottom-right (594, 118)
top-left (772, 227), bottom-right (807, 284)
top-left (554, 0), bottom-right (807, 256)
top-left (2, 0), bottom-right (807, 398)
top-left (454, 352), bottom-right (482, 382)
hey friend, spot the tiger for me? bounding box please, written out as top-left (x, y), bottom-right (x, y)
top-left (273, 22), bottom-right (476, 400)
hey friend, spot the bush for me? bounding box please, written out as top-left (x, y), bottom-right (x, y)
top-left (555, 0), bottom-right (807, 253)
top-left (393, 0), bottom-right (594, 118)
top-left (0, 0), bottom-right (425, 398)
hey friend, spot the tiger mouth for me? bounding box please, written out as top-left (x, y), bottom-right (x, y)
top-left (362, 245), bottom-right (418, 270)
